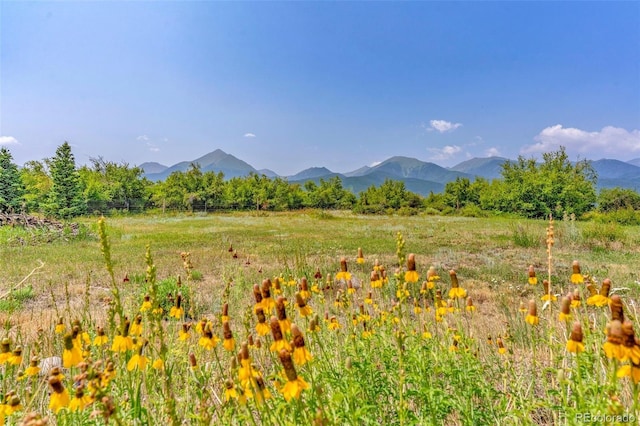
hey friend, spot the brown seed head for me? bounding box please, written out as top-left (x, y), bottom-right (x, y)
top-left (572, 260), bottom-right (581, 274)
top-left (300, 277), bottom-right (309, 292)
top-left (370, 270), bottom-right (380, 282)
top-left (427, 266), bottom-right (438, 280)
top-left (466, 297), bottom-right (474, 309)
top-left (570, 322), bottom-right (583, 343)
top-left (543, 279), bottom-right (551, 295)
top-left (528, 265), bottom-right (536, 279)
top-left (189, 353), bottom-right (197, 368)
top-left (528, 300), bottom-right (537, 317)
top-left (256, 307), bottom-right (266, 324)
top-left (278, 349), bottom-right (297, 381)
top-left (357, 247), bottom-right (363, 259)
top-left (296, 293), bottom-right (307, 309)
top-left (253, 284), bottom-right (263, 305)
top-left (276, 296), bottom-right (287, 321)
top-left (222, 303), bottom-right (229, 317)
top-left (291, 324), bottom-right (305, 348)
top-left (610, 294), bottom-right (624, 322)
top-left (621, 321), bottom-right (636, 348)
top-left (572, 289), bottom-right (581, 301)
top-left (223, 322), bottom-right (233, 340)
top-left (600, 279), bottom-right (612, 297)
top-left (48, 375), bottom-right (65, 394)
top-left (607, 320), bottom-right (624, 345)
top-left (239, 342), bottom-right (250, 361)
top-left (340, 257), bottom-right (348, 272)
top-left (261, 279), bottom-right (272, 299)
top-left (63, 333), bottom-right (75, 350)
top-left (407, 254), bottom-right (416, 272)
top-left (270, 316), bottom-right (283, 341)
top-left (449, 270), bottom-right (459, 288)
top-left (560, 297), bottom-right (571, 315)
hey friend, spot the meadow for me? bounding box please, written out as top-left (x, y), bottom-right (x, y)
top-left (0, 211), bottom-right (640, 425)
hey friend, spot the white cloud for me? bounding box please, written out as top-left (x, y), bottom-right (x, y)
top-left (485, 147), bottom-right (501, 157)
top-left (427, 145), bottom-right (462, 160)
top-left (522, 125), bottom-right (640, 157)
top-left (146, 142), bottom-right (160, 152)
top-left (136, 135), bottom-right (149, 141)
top-left (0, 136), bottom-right (19, 146)
top-left (244, 133), bottom-right (256, 138)
top-left (428, 120), bottom-right (462, 133)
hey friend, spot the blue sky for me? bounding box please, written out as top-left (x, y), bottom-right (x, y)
top-left (1, 1), bottom-right (639, 176)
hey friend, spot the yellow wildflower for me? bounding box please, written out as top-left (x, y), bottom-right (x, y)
top-left (55, 317), bottom-right (65, 334)
top-left (24, 356), bottom-right (40, 376)
top-left (68, 386), bottom-right (92, 412)
top-left (404, 253), bottom-right (419, 283)
top-left (198, 322), bottom-right (220, 350)
top-left (448, 270), bottom-right (467, 299)
top-left (570, 260), bottom-right (584, 284)
top-left (140, 294), bottom-right (152, 312)
top-left (169, 294), bottom-right (184, 319)
top-left (48, 376), bottom-right (70, 413)
top-left (93, 326), bottom-right (109, 346)
top-left (279, 349), bottom-right (310, 401)
top-left (223, 321), bottom-right (235, 352)
top-left (127, 340), bottom-right (149, 371)
top-left (525, 300), bottom-right (539, 326)
top-left (291, 324), bottom-right (313, 366)
top-left (63, 334), bottom-right (83, 368)
top-left (527, 265), bottom-right (537, 285)
top-left (336, 257), bottom-right (352, 281)
top-left (8, 346), bottom-right (22, 366)
top-left (566, 322), bottom-right (584, 353)
top-left (270, 317), bottom-right (292, 352)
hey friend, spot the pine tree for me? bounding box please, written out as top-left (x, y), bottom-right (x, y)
top-left (0, 147), bottom-right (25, 213)
top-left (44, 142), bottom-right (86, 218)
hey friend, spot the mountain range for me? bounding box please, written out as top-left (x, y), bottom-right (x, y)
top-left (140, 149), bottom-right (640, 196)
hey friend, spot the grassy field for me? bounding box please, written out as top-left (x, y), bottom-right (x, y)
top-left (1, 211), bottom-right (640, 424)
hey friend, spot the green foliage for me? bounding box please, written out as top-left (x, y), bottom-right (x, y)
top-left (44, 142), bottom-right (86, 218)
top-left (597, 187), bottom-right (640, 213)
top-left (510, 223), bottom-right (541, 247)
top-left (484, 147), bottom-right (597, 218)
top-left (0, 285), bottom-right (34, 313)
top-left (581, 221), bottom-right (626, 247)
top-left (154, 276), bottom-right (193, 317)
top-left (443, 177), bottom-right (487, 210)
top-left (303, 176), bottom-right (356, 209)
top-left (20, 160), bottom-right (52, 213)
top-left (587, 208), bottom-right (640, 226)
top-left (80, 157), bottom-right (150, 213)
top-left (354, 179), bottom-right (422, 214)
top-left (0, 147), bottom-right (25, 212)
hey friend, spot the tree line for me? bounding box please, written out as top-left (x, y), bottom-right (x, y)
top-left (1, 142), bottom-right (639, 220)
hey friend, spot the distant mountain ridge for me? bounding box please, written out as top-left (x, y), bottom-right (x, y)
top-left (143, 149), bottom-right (257, 181)
top-left (139, 149), bottom-right (640, 194)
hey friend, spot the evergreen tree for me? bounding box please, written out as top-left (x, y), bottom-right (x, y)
top-left (0, 147), bottom-right (25, 213)
top-left (44, 142), bottom-right (86, 218)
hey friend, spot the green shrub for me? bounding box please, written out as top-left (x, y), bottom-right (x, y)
top-left (510, 223), bottom-right (540, 248)
top-left (582, 221), bottom-right (626, 246)
top-left (0, 285), bottom-right (35, 313)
